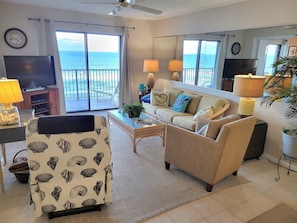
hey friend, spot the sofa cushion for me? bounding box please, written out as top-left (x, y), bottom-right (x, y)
top-left (163, 87), bottom-right (183, 106)
top-left (197, 96), bottom-right (226, 114)
top-left (183, 91), bottom-right (202, 115)
top-left (142, 102), bottom-right (167, 115)
top-left (151, 89), bottom-right (169, 106)
top-left (205, 115), bottom-right (240, 139)
top-left (171, 94), bottom-right (192, 112)
top-left (172, 116), bottom-right (196, 131)
top-left (193, 105), bottom-right (213, 121)
top-left (156, 108), bottom-right (192, 123)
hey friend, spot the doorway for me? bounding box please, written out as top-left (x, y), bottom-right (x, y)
top-left (56, 31), bottom-right (120, 113)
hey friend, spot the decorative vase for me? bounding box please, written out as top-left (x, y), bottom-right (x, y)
top-left (282, 131), bottom-right (297, 159)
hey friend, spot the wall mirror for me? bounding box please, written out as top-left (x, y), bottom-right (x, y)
top-left (153, 24), bottom-right (297, 90)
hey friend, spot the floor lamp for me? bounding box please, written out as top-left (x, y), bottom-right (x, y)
top-left (233, 74), bottom-right (266, 117)
top-left (143, 59), bottom-right (159, 92)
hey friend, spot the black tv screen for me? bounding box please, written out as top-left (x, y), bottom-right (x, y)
top-left (222, 59), bottom-right (257, 79)
top-left (4, 55), bottom-right (57, 91)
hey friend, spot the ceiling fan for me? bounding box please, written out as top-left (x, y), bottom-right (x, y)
top-left (81, 0), bottom-right (163, 16)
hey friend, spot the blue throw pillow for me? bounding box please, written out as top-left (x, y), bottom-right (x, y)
top-left (140, 94), bottom-right (150, 103)
top-left (171, 94), bottom-right (192, 112)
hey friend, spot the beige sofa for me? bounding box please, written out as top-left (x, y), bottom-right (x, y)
top-left (165, 115), bottom-right (257, 192)
top-left (142, 87), bottom-right (230, 131)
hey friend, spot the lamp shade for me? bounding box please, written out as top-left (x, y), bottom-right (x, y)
top-left (233, 74), bottom-right (266, 97)
top-left (143, 59), bottom-right (159, 73)
top-left (168, 59), bottom-right (183, 72)
top-left (0, 78), bottom-right (23, 104)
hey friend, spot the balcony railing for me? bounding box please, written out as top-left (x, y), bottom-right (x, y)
top-left (61, 67), bottom-right (214, 100)
top-left (62, 69), bottom-right (119, 100)
top-left (183, 68), bottom-right (215, 87)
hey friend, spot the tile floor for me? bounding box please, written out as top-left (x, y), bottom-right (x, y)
top-left (143, 155), bottom-right (297, 223)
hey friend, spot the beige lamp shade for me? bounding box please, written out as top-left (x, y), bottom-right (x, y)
top-left (233, 74), bottom-right (265, 116)
top-left (168, 60), bottom-right (183, 72)
top-left (0, 78), bottom-right (23, 104)
top-left (143, 59), bottom-right (159, 72)
top-left (233, 74), bottom-right (266, 97)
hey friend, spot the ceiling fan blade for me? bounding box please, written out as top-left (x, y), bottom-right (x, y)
top-left (109, 5), bottom-right (122, 15)
top-left (81, 1), bottom-right (116, 4)
top-left (130, 4), bottom-right (162, 15)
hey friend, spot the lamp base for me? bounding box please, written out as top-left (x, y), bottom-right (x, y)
top-left (172, 72), bottom-right (179, 81)
top-left (238, 98), bottom-right (255, 116)
top-left (0, 104), bottom-right (20, 125)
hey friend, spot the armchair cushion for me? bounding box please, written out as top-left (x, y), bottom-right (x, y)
top-left (205, 115), bottom-right (240, 139)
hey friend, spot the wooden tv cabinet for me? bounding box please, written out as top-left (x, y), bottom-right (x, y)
top-left (16, 87), bottom-right (60, 116)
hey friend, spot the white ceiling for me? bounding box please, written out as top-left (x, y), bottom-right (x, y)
top-left (0, 0), bottom-right (248, 20)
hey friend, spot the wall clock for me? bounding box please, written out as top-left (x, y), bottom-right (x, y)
top-left (231, 42), bottom-right (241, 55)
top-left (4, 28), bottom-right (27, 49)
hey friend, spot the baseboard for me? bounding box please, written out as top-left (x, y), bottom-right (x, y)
top-left (262, 153), bottom-right (297, 172)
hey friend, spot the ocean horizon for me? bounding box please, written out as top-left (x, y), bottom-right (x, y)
top-left (59, 51), bottom-right (217, 70)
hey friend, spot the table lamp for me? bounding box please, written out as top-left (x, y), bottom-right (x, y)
top-left (143, 59), bottom-right (159, 92)
top-left (0, 78), bottom-right (24, 125)
top-left (233, 74), bottom-right (266, 116)
top-left (168, 59), bottom-right (183, 81)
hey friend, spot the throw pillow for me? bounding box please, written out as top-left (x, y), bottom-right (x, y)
top-left (206, 114), bottom-right (240, 139)
top-left (150, 89), bottom-right (169, 106)
top-left (196, 115), bottom-right (211, 132)
top-left (171, 94), bottom-right (192, 112)
top-left (140, 93), bottom-right (150, 103)
top-left (193, 106), bottom-right (213, 121)
top-left (163, 87), bottom-right (183, 106)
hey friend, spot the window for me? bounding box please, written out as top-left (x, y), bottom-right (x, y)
top-left (263, 44), bottom-right (281, 74)
top-left (183, 40), bottom-right (219, 88)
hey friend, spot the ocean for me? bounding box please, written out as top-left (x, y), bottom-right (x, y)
top-left (59, 51), bottom-right (217, 70)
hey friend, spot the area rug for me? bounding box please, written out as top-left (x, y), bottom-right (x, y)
top-left (3, 123), bottom-right (250, 223)
top-left (247, 203), bottom-right (297, 223)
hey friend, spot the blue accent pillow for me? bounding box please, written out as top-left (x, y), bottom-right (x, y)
top-left (140, 94), bottom-right (150, 103)
top-left (171, 94), bottom-right (192, 112)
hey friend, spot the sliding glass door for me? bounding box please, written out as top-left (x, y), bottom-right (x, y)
top-left (56, 31), bottom-right (120, 113)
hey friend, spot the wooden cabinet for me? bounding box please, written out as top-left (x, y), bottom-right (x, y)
top-left (221, 79), bottom-right (234, 92)
top-left (16, 88), bottom-right (60, 116)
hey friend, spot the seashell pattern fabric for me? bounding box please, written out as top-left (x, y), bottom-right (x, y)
top-left (26, 116), bottom-right (112, 217)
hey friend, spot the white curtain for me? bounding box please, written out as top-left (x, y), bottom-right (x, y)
top-left (119, 28), bottom-right (133, 107)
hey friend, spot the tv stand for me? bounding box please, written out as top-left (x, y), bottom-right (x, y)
top-left (23, 87), bottom-right (46, 92)
top-left (16, 87), bottom-right (60, 116)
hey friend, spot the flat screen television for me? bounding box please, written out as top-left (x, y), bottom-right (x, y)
top-left (222, 59), bottom-right (257, 79)
top-left (4, 55), bottom-right (57, 91)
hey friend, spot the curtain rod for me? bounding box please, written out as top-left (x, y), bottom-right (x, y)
top-left (28, 17), bottom-right (135, 30)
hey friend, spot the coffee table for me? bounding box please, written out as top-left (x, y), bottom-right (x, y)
top-left (107, 110), bottom-right (166, 153)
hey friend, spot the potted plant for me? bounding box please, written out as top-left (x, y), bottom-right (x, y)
top-left (122, 103), bottom-right (144, 118)
top-left (261, 56), bottom-right (297, 158)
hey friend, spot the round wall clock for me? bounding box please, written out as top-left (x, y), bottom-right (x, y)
top-left (231, 42), bottom-right (241, 55)
top-left (4, 28), bottom-right (27, 49)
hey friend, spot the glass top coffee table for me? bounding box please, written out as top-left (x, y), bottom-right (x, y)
top-left (107, 110), bottom-right (166, 153)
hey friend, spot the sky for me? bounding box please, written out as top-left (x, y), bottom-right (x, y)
top-left (56, 32), bottom-right (120, 52)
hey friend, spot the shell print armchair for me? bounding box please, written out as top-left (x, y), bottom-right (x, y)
top-left (26, 115), bottom-right (112, 218)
